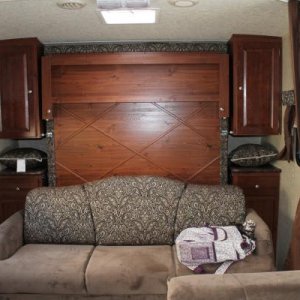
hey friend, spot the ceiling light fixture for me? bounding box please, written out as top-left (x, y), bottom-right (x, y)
top-left (57, 0), bottom-right (86, 9)
top-left (168, 0), bottom-right (199, 7)
top-left (97, 0), bottom-right (150, 9)
top-left (100, 9), bottom-right (157, 24)
top-left (97, 0), bottom-right (158, 24)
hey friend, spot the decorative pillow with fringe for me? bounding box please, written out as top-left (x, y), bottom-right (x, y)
top-left (229, 144), bottom-right (278, 167)
top-left (0, 148), bottom-right (47, 170)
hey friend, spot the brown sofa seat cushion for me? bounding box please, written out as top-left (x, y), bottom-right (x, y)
top-left (86, 245), bottom-right (175, 295)
top-left (0, 244), bottom-right (94, 294)
top-left (167, 271), bottom-right (300, 300)
top-left (174, 184), bottom-right (245, 237)
top-left (84, 176), bottom-right (185, 245)
top-left (24, 185), bottom-right (95, 244)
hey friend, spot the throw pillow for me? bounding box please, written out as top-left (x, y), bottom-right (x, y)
top-left (174, 184), bottom-right (245, 238)
top-left (0, 148), bottom-right (47, 170)
top-left (229, 144), bottom-right (278, 167)
top-left (24, 185), bottom-right (95, 244)
top-left (85, 176), bottom-right (185, 245)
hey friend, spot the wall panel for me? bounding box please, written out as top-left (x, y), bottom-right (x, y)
top-left (43, 52), bottom-right (228, 186)
top-left (54, 101), bottom-right (220, 186)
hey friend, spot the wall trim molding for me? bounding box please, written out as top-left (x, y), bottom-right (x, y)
top-left (44, 41), bottom-right (228, 54)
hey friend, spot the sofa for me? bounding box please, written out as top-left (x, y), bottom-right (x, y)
top-left (0, 176), bottom-right (275, 299)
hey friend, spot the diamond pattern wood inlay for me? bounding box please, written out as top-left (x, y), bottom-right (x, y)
top-left (54, 102), bottom-right (220, 186)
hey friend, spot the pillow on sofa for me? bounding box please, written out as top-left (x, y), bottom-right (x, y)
top-left (229, 144), bottom-right (278, 167)
top-left (85, 176), bottom-right (185, 245)
top-left (175, 184), bottom-right (245, 238)
top-left (0, 148), bottom-right (47, 170)
top-left (24, 185), bottom-right (95, 244)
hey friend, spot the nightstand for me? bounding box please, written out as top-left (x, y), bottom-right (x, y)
top-left (230, 165), bottom-right (281, 248)
top-left (0, 168), bottom-right (47, 223)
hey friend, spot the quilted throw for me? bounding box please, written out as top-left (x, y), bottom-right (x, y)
top-left (176, 225), bottom-right (255, 274)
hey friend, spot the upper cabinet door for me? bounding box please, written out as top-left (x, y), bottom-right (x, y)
top-left (0, 38), bottom-right (43, 139)
top-left (229, 35), bottom-right (282, 136)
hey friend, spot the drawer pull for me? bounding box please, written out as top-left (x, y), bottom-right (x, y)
top-left (16, 187), bottom-right (20, 191)
top-left (254, 184), bottom-right (260, 189)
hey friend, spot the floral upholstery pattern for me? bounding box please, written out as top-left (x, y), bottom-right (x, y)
top-left (23, 177), bottom-right (246, 246)
top-left (174, 184), bottom-right (245, 238)
top-left (24, 185), bottom-right (95, 244)
top-left (84, 176), bottom-right (185, 245)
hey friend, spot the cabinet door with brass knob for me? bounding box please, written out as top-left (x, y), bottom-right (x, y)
top-left (230, 165), bottom-right (281, 248)
top-left (0, 169), bottom-right (47, 223)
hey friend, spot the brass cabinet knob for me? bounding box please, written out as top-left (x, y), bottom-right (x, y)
top-left (16, 186), bottom-right (20, 191)
top-left (254, 184), bottom-right (260, 189)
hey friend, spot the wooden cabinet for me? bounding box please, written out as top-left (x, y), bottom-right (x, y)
top-left (0, 169), bottom-right (47, 223)
top-left (230, 165), bottom-right (281, 248)
top-left (0, 38), bottom-right (43, 138)
top-left (229, 35), bottom-right (282, 136)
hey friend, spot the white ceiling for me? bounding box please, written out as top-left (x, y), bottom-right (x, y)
top-left (0, 0), bottom-right (289, 44)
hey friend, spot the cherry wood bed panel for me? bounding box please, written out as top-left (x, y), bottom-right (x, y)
top-left (42, 52), bottom-right (228, 119)
top-left (42, 52), bottom-right (228, 186)
top-left (54, 101), bottom-right (220, 186)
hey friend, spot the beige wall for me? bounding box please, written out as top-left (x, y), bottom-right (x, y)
top-left (264, 34), bottom-right (300, 269)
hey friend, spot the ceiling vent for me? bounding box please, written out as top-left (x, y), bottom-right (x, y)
top-left (168, 0), bottom-right (199, 7)
top-left (57, 0), bottom-right (86, 9)
top-left (97, 0), bottom-right (150, 10)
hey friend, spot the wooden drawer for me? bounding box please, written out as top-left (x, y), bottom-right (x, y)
top-left (0, 169), bottom-right (47, 223)
top-left (0, 189), bottom-right (32, 201)
top-left (0, 175), bottom-right (41, 190)
top-left (232, 173), bottom-right (280, 196)
top-left (0, 196), bottom-right (26, 223)
top-left (230, 165), bottom-right (281, 250)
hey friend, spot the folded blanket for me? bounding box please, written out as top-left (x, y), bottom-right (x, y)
top-left (176, 224), bottom-right (255, 274)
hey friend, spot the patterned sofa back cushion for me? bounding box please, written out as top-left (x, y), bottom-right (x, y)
top-left (24, 185), bottom-right (95, 244)
top-left (174, 184), bottom-right (245, 238)
top-left (84, 176), bottom-right (185, 245)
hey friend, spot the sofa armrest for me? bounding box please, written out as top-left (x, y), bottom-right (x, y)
top-left (167, 271), bottom-right (300, 300)
top-left (0, 210), bottom-right (24, 260)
